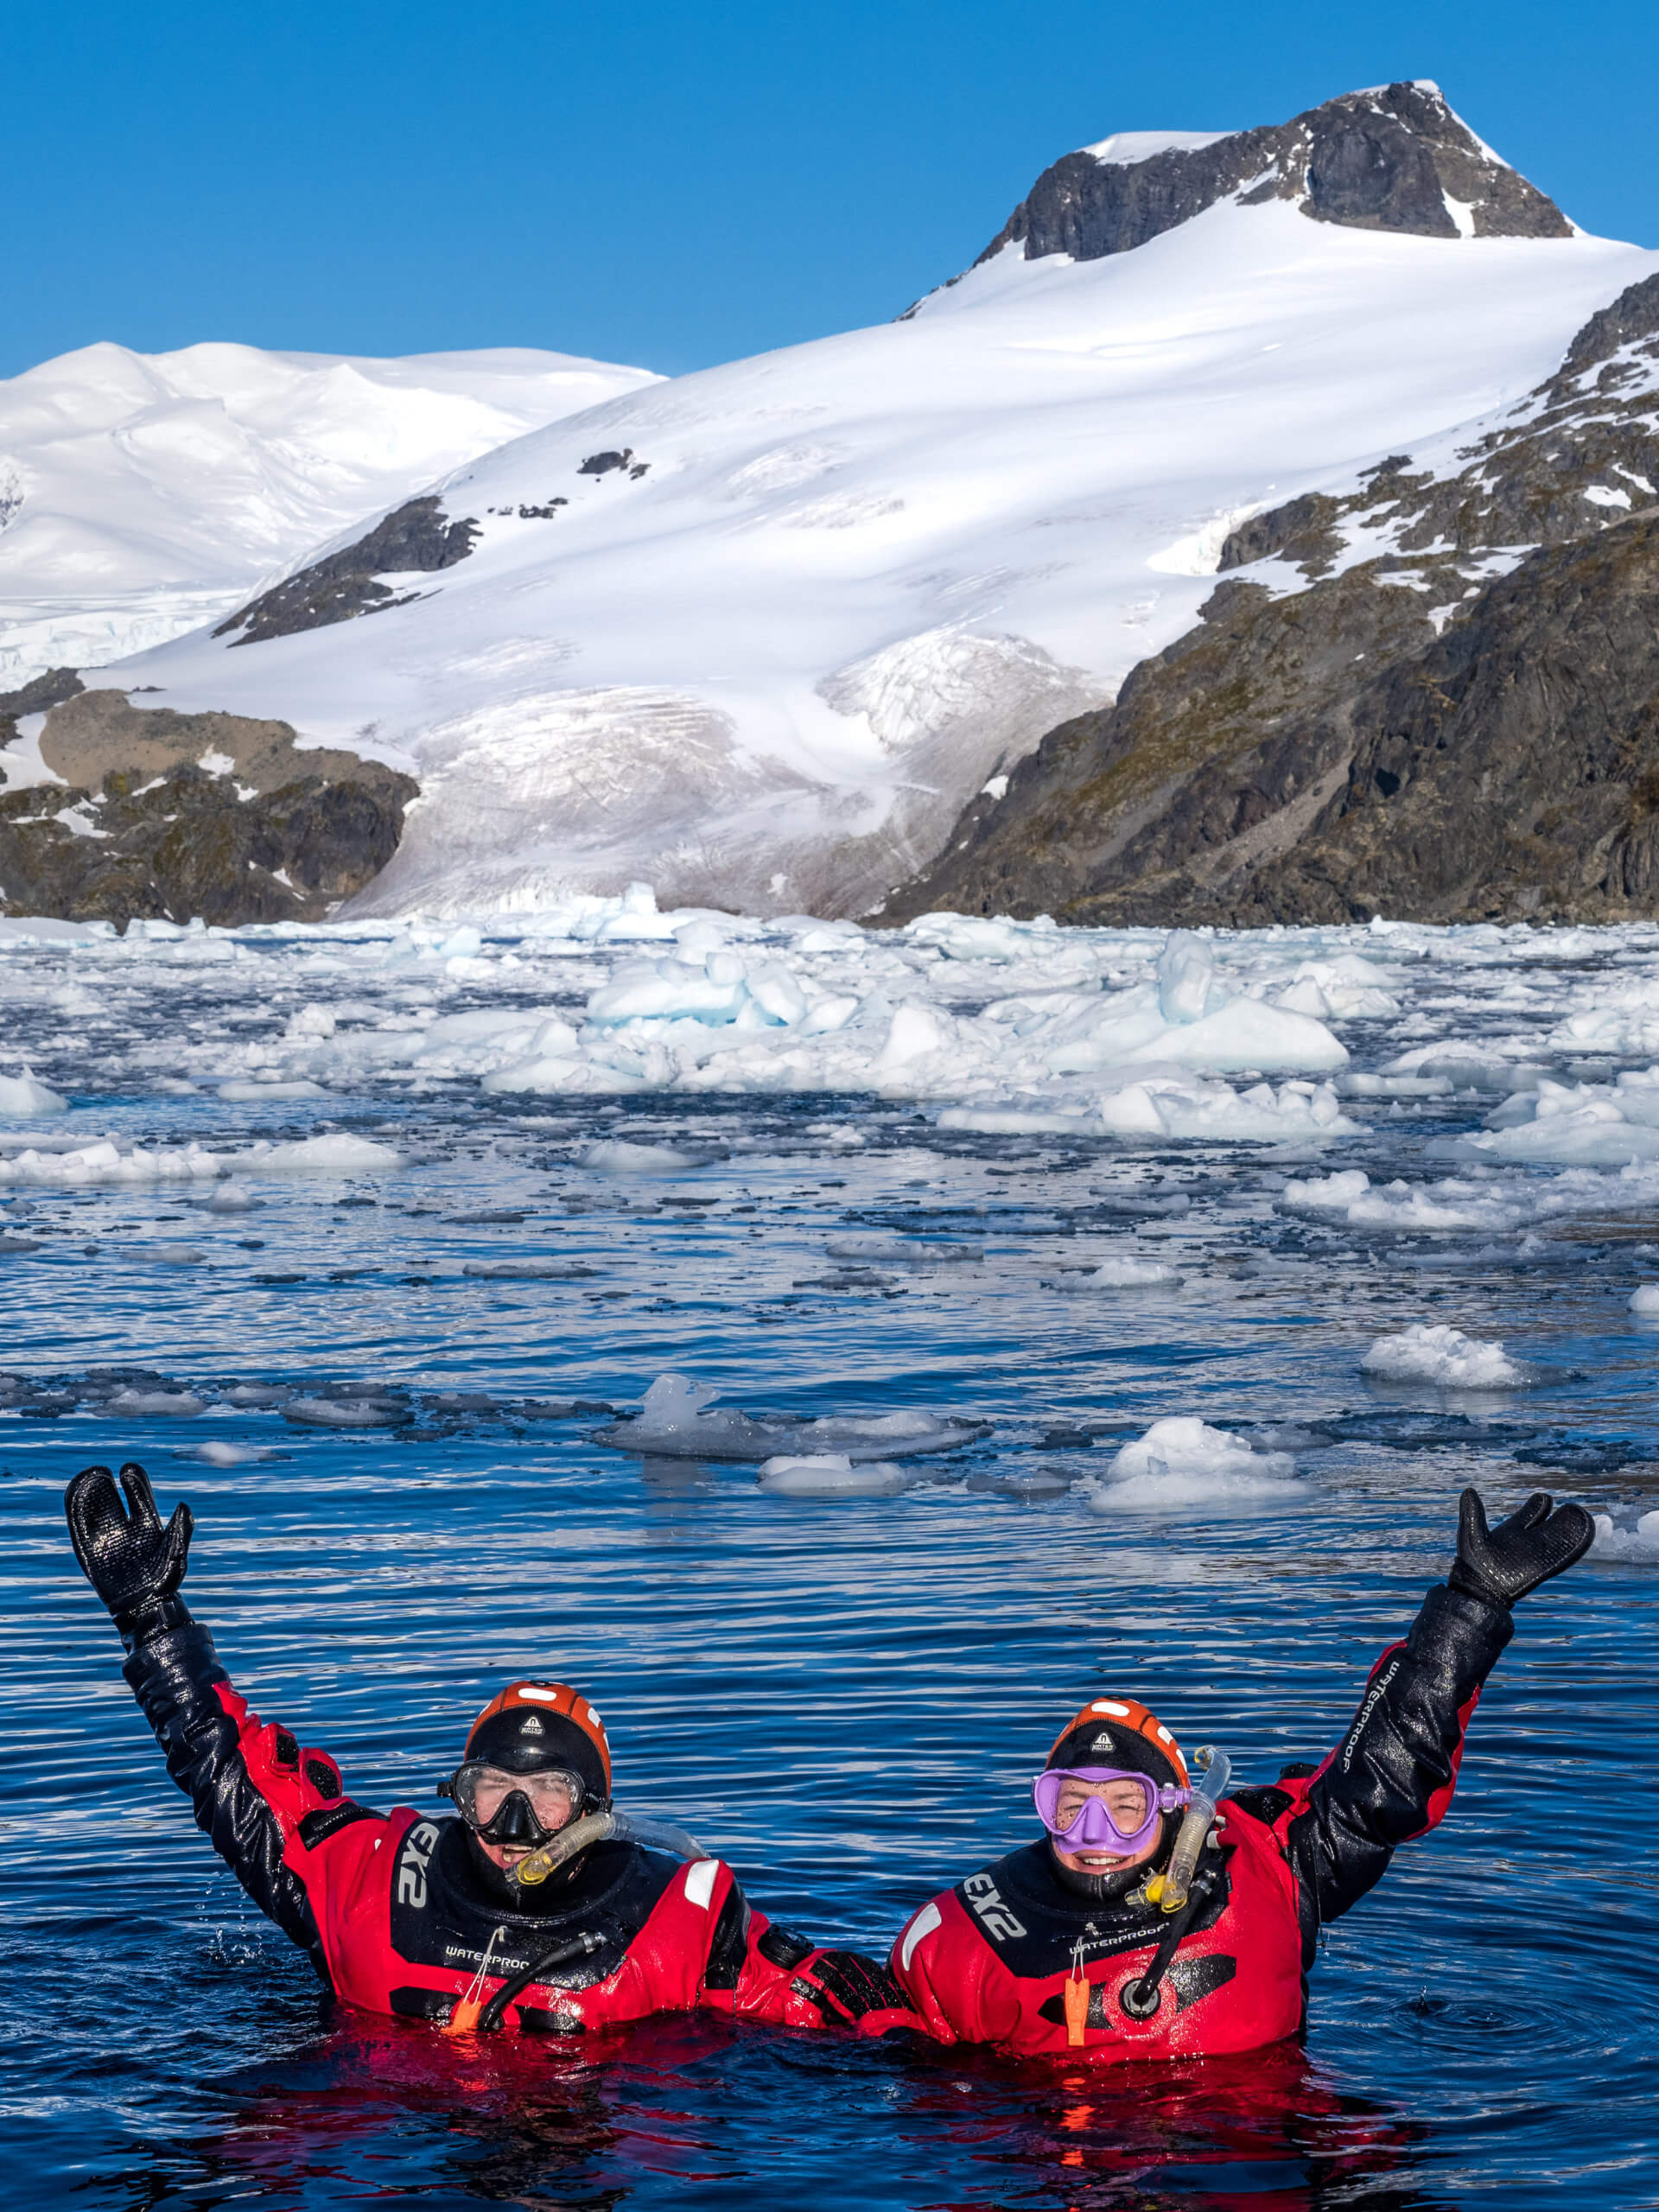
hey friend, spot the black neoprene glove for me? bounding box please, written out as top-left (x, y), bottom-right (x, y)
top-left (1447, 1485), bottom-right (1594, 1609)
top-left (65, 1461), bottom-right (195, 1650)
top-left (791, 1948), bottom-right (916, 2027)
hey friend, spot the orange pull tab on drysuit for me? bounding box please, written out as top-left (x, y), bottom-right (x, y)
top-left (1064, 1961), bottom-right (1090, 2047)
top-left (442, 1925), bottom-right (505, 2036)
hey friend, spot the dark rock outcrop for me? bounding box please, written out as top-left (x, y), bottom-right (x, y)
top-left (213, 495), bottom-right (479, 645)
top-left (1234, 510), bottom-right (1659, 924)
top-left (974, 82), bottom-right (1570, 268)
top-left (0, 666), bottom-right (85, 723)
top-left (885, 276), bottom-right (1659, 930)
top-left (881, 561), bottom-right (1450, 925)
top-left (0, 690), bottom-right (416, 925)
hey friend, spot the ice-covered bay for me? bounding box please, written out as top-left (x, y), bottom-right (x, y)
top-left (9, 897), bottom-right (1659, 2206)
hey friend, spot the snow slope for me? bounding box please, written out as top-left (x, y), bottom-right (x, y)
top-left (0, 342), bottom-right (660, 684)
top-left (98, 200), bottom-right (1658, 919)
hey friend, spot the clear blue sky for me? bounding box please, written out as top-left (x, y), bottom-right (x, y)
top-left (8, 0), bottom-right (1656, 380)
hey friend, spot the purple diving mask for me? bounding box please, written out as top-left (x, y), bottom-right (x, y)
top-left (1033, 1767), bottom-right (1191, 1856)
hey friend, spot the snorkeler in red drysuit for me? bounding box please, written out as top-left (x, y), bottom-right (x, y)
top-left (65, 1462), bottom-right (889, 2038)
top-left (875, 1488), bottom-right (1593, 2060)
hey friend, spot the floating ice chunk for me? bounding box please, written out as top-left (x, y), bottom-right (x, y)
top-left (800, 1410), bottom-right (979, 1454)
top-left (1630, 1286), bottom-right (1659, 1316)
top-left (192, 1440), bottom-right (280, 1465)
top-left (746, 962), bottom-right (809, 1026)
top-left (635, 1371), bottom-right (724, 1433)
top-left (1087, 1417), bottom-right (1301, 1510)
top-left (1067, 1255), bottom-right (1184, 1288)
top-left (1592, 1510), bottom-right (1659, 1561)
top-left (0, 1139), bottom-right (226, 1187)
top-left (1270, 957), bottom-right (1401, 1020)
top-left (580, 1139), bottom-right (697, 1173)
top-left (598, 1376), bottom-right (982, 1463)
top-left (0, 1069), bottom-right (67, 1117)
top-left (154, 1246), bottom-right (207, 1266)
top-left (876, 1003), bottom-right (954, 1071)
top-left (1156, 932), bottom-right (1217, 1024)
top-left (250, 1135), bottom-right (401, 1175)
top-left (1360, 1324), bottom-right (1531, 1389)
top-left (1280, 1169), bottom-right (1371, 1213)
top-left (759, 1453), bottom-right (912, 1496)
top-left (1283, 1171), bottom-right (1524, 1232)
top-left (224, 1382), bottom-right (294, 1406)
top-left (1465, 1077), bottom-right (1659, 1166)
top-left (823, 1236), bottom-right (982, 1264)
top-left (1094, 1076), bottom-right (1356, 1143)
top-left (109, 1389), bottom-right (204, 1416)
top-left (207, 1180), bottom-right (260, 1212)
top-left (282, 1397), bottom-right (412, 1428)
top-left (903, 914), bottom-right (1059, 962)
top-left (588, 958), bottom-right (748, 1027)
top-left (1128, 1001), bottom-right (1348, 1074)
top-left (216, 1079), bottom-right (331, 1102)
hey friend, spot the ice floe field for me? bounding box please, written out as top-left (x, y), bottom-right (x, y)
top-left (7, 898), bottom-right (1659, 2208)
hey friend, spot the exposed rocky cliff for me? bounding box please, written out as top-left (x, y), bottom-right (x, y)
top-left (886, 272), bottom-right (1659, 928)
top-left (0, 687), bottom-right (416, 925)
top-left (974, 82), bottom-right (1569, 268)
top-left (213, 495), bottom-right (480, 645)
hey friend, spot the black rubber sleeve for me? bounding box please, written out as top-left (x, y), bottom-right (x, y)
top-left (124, 1623), bottom-right (329, 1979)
top-left (1283, 1581), bottom-right (1514, 1954)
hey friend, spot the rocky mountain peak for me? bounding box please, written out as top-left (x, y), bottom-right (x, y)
top-left (975, 80), bottom-right (1572, 268)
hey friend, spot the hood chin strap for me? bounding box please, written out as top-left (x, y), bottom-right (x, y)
top-left (1046, 1818), bottom-right (1173, 1904)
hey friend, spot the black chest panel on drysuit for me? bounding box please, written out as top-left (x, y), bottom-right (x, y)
top-left (385, 1821), bottom-right (686, 2028)
top-left (955, 1840), bottom-right (1232, 1979)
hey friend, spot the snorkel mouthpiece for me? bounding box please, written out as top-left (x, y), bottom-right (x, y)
top-left (509, 1807), bottom-right (710, 1890)
top-left (1145, 1745), bottom-right (1230, 1914)
top-left (510, 1808), bottom-right (618, 1888)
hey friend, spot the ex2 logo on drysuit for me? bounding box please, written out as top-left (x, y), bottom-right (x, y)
top-left (963, 1870), bottom-right (1027, 1943)
top-left (397, 1820), bottom-right (441, 1908)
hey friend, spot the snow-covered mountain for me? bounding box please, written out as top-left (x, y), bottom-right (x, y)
top-left (23, 84), bottom-right (1659, 922)
top-left (0, 342), bottom-right (660, 683)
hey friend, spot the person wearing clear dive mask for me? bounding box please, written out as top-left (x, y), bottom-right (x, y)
top-left (63, 1462), bottom-right (897, 2037)
top-left (879, 1486), bottom-right (1596, 2059)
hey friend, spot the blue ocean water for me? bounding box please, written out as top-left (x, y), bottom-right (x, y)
top-left (4, 919), bottom-right (1659, 2210)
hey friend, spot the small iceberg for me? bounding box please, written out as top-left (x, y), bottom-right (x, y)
top-left (595, 1372), bottom-right (984, 1463)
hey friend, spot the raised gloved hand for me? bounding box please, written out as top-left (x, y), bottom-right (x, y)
top-left (65, 1461), bottom-right (194, 1648)
top-left (1447, 1485), bottom-right (1593, 1609)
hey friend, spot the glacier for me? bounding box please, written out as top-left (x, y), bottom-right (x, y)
top-left (79, 195), bottom-right (1658, 919)
top-left (0, 340), bottom-right (660, 683)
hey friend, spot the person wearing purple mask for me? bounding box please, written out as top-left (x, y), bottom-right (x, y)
top-left (879, 1486), bottom-right (1594, 2060)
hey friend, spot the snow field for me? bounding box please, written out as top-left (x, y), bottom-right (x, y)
top-left (0, 341), bottom-right (661, 684)
top-left (97, 205), bottom-right (1659, 916)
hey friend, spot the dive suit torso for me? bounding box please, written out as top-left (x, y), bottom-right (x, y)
top-left (126, 1621), bottom-right (853, 2034)
top-left (887, 1582), bottom-right (1513, 2059)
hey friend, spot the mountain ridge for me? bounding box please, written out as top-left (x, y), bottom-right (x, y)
top-left (2, 85), bottom-right (1654, 926)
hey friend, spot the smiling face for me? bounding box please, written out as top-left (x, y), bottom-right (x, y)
top-left (1046, 1774), bottom-right (1166, 1878)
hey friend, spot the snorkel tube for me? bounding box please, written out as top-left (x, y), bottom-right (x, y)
top-left (511, 1808), bottom-right (709, 1890)
top-left (1145, 1745), bottom-right (1230, 1915)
